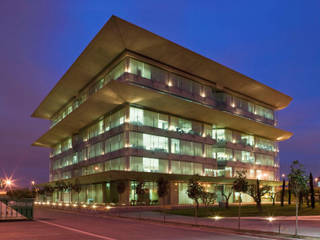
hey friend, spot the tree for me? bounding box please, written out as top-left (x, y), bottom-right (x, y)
top-left (220, 185), bottom-right (233, 209)
top-left (268, 191), bottom-right (277, 206)
top-left (187, 175), bottom-right (204, 218)
top-left (247, 179), bottom-right (271, 211)
top-left (117, 181), bottom-right (126, 204)
top-left (288, 160), bottom-right (308, 236)
top-left (201, 191), bottom-right (217, 207)
top-left (43, 184), bottom-right (54, 201)
top-left (157, 177), bottom-right (169, 222)
top-left (72, 178), bottom-right (81, 203)
top-left (55, 181), bottom-right (67, 202)
top-left (309, 173), bottom-right (315, 209)
top-left (281, 178), bottom-right (285, 207)
top-left (7, 188), bottom-right (33, 199)
top-left (288, 180), bottom-right (292, 205)
top-left (233, 170), bottom-right (248, 230)
top-left (66, 182), bottom-right (73, 203)
top-left (157, 177), bottom-right (169, 205)
top-left (136, 181), bottom-right (146, 204)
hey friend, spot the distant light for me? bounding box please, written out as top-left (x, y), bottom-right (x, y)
top-left (31, 180), bottom-right (35, 185)
top-left (58, 203), bottom-right (62, 206)
top-left (167, 81), bottom-right (173, 87)
top-left (92, 205), bottom-right (97, 209)
top-left (82, 204), bottom-right (87, 208)
top-left (65, 203), bottom-right (70, 207)
top-left (231, 103), bottom-right (236, 108)
top-left (213, 216), bottom-right (222, 220)
top-left (94, 166), bottom-right (99, 171)
top-left (267, 217), bottom-right (274, 222)
top-left (105, 205), bottom-right (112, 210)
top-left (281, 174), bottom-right (285, 178)
top-left (73, 204), bottom-right (77, 207)
top-left (5, 179), bottom-right (12, 186)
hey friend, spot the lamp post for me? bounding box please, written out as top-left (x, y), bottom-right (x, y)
top-left (280, 174), bottom-right (286, 207)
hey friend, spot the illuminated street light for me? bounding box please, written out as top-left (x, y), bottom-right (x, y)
top-left (281, 174), bottom-right (285, 178)
top-left (31, 180), bottom-right (35, 185)
top-left (5, 179), bottom-right (12, 187)
top-left (267, 217), bottom-right (274, 222)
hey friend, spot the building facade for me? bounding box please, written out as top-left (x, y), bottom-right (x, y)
top-left (32, 16), bottom-right (292, 205)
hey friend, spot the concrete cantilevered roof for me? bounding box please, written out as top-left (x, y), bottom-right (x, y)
top-left (32, 15), bottom-right (292, 120)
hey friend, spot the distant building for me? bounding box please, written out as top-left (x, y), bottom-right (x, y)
top-left (32, 16), bottom-right (292, 205)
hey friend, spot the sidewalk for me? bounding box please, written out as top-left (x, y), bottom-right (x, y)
top-left (117, 211), bottom-right (320, 238)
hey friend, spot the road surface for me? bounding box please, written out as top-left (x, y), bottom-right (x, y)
top-left (0, 207), bottom-right (280, 240)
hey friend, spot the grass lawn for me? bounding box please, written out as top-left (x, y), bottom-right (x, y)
top-left (162, 204), bottom-right (320, 218)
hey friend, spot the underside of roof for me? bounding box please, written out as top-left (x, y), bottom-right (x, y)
top-left (31, 15), bottom-right (292, 120)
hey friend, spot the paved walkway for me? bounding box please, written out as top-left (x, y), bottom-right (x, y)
top-left (117, 211), bottom-right (320, 238)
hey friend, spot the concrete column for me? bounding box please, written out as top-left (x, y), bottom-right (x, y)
top-left (169, 181), bottom-right (179, 205)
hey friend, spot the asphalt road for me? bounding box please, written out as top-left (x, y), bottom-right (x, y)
top-left (0, 207), bottom-right (282, 240)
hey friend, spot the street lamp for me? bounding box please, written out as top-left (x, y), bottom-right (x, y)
top-left (5, 179), bottom-right (12, 187)
top-left (281, 173), bottom-right (285, 178)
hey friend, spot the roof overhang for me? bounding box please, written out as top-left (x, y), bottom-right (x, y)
top-left (37, 170), bottom-right (281, 187)
top-left (32, 80), bottom-right (292, 148)
top-left (32, 15), bottom-right (292, 120)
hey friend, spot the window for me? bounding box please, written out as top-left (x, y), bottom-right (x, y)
top-left (255, 137), bottom-right (275, 151)
top-left (171, 139), bottom-right (203, 157)
top-left (256, 154), bottom-right (274, 166)
top-left (129, 58), bottom-right (151, 79)
top-left (105, 134), bottom-right (124, 153)
top-left (129, 132), bottom-right (168, 152)
top-left (170, 117), bottom-right (192, 133)
top-left (129, 107), bottom-right (169, 130)
top-left (130, 107), bottom-right (144, 125)
top-left (143, 134), bottom-right (168, 152)
top-left (129, 157), bottom-right (168, 173)
top-left (171, 139), bottom-right (180, 154)
top-left (213, 148), bottom-right (233, 161)
top-left (214, 129), bottom-right (232, 143)
top-left (105, 158), bottom-right (126, 171)
top-left (241, 151), bottom-right (255, 164)
top-left (241, 135), bottom-right (254, 146)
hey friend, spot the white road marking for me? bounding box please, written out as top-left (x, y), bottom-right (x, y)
top-left (38, 220), bottom-right (117, 240)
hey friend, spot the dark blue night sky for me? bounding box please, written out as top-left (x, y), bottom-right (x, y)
top-left (1, 1), bottom-right (319, 186)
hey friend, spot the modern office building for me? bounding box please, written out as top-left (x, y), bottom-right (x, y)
top-left (32, 16), bottom-right (292, 205)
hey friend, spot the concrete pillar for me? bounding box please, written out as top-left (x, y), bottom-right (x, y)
top-left (169, 181), bottom-right (179, 205)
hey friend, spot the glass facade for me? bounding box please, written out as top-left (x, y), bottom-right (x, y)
top-left (171, 161), bottom-right (203, 175)
top-left (129, 132), bottom-right (169, 152)
top-left (130, 157), bottom-right (168, 173)
top-left (51, 105), bottom-right (277, 182)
